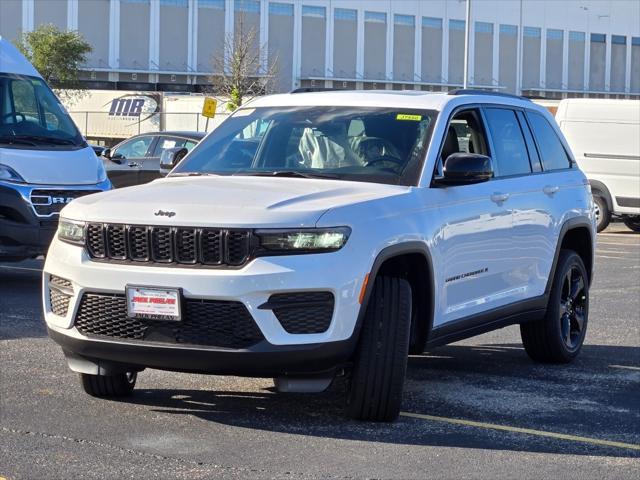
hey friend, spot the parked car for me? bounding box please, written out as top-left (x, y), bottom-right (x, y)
top-left (0, 37), bottom-right (110, 262)
top-left (43, 89), bottom-right (595, 421)
top-left (556, 98), bottom-right (640, 232)
top-left (101, 131), bottom-right (205, 187)
top-left (89, 144), bottom-right (106, 157)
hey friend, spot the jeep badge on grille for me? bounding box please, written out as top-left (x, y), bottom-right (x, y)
top-left (154, 210), bottom-right (176, 217)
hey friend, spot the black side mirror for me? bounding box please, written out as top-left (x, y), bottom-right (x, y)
top-left (101, 148), bottom-right (111, 159)
top-left (160, 147), bottom-right (188, 173)
top-left (436, 153), bottom-right (493, 186)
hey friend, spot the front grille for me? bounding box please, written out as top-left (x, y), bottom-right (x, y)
top-left (269, 292), bottom-right (335, 334)
top-left (74, 293), bottom-right (264, 349)
top-left (86, 223), bottom-right (253, 267)
top-left (49, 275), bottom-right (73, 317)
top-left (30, 190), bottom-right (99, 217)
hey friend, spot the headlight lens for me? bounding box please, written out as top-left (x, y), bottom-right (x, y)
top-left (256, 227), bottom-right (351, 254)
top-left (57, 219), bottom-right (86, 245)
top-left (0, 164), bottom-right (26, 183)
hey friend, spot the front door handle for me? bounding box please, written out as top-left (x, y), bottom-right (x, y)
top-left (543, 185), bottom-right (560, 196)
top-left (128, 161), bottom-right (141, 168)
top-left (490, 192), bottom-right (510, 204)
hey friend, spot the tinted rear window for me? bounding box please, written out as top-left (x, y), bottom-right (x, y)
top-left (527, 112), bottom-right (571, 171)
top-left (484, 108), bottom-right (531, 177)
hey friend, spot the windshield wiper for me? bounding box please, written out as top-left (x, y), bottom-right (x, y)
top-left (234, 170), bottom-right (339, 179)
top-left (12, 135), bottom-right (77, 146)
top-left (0, 136), bottom-right (38, 146)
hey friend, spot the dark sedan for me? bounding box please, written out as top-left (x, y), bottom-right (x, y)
top-left (101, 131), bottom-right (206, 188)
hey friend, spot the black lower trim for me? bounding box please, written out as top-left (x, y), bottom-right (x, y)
top-left (616, 196), bottom-right (640, 208)
top-left (47, 327), bottom-right (356, 377)
top-left (427, 295), bottom-right (548, 348)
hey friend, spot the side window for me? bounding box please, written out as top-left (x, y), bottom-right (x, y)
top-left (10, 79), bottom-right (39, 126)
top-left (484, 108), bottom-right (532, 177)
top-left (516, 111), bottom-right (542, 172)
top-left (436, 109), bottom-right (489, 177)
top-left (152, 137), bottom-right (186, 157)
top-left (112, 136), bottom-right (154, 159)
top-left (184, 140), bottom-right (198, 151)
top-left (526, 111), bottom-right (572, 171)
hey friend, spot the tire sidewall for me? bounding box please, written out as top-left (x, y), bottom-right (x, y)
top-left (593, 195), bottom-right (610, 232)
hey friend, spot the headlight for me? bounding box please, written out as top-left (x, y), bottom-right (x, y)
top-left (255, 227), bottom-right (351, 254)
top-left (0, 164), bottom-right (25, 183)
top-left (58, 219), bottom-right (86, 246)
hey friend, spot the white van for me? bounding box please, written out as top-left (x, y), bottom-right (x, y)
top-left (0, 37), bottom-right (111, 261)
top-left (556, 98), bottom-right (640, 232)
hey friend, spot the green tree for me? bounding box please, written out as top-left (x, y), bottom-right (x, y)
top-left (14, 24), bottom-right (92, 103)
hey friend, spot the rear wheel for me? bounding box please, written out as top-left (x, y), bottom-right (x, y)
top-left (593, 195), bottom-right (610, 232)
top-left (623, 216), bottom-right (640, 232)
top-left (80, 372), bottom-right (137, 397)
top-left (346, 276), bottom-right (411, 422)
top-left (520, 250), bottom-right (589, 363)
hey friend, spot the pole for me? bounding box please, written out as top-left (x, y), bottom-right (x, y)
top-left (463, 0), bottom-right (471, 89)
top-left (517, 0), bottom-right (523, 95)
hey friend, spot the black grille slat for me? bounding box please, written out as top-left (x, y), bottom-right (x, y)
top-left (30, 190), bottom-right (99, 216)
top-left (269, 292), bottom-right (335, 334)
top-left (85, 223), bottom-right (252, 267)
top-left (106, 225), bottom-right (127, 259)
top-left (74, 293), bottom-right (264, 348)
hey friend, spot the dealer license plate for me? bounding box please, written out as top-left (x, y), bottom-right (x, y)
top-left (126, 286), bottom-right (182, 321)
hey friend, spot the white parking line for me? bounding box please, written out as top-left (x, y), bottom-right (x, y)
top-left (610, 364), bottom-right (640, 372)
top-left (596, 255), bottom-right (627, 259)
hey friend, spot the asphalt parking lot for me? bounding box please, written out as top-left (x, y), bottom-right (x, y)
top-left (1, 224), bottom-right (638, 479)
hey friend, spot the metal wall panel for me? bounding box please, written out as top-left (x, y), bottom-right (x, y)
top-left (545, 29), bottom-right (563, 89)
top-left (393, 14), bottom-right (414, 82)
top-left (78, 0), bottom-right (111, 68)
top-left (197, 1), bottom-right (225, 73)
top-left (0, 0), bottom-right (22, 41)
top-left (119, 1), bottom-right (151, 69)
top-left (632, 38), bottom-right (640, 93)
top-left (268, 2), bottom-right (294, 91)
top-left (159, 3), bottom-right (188, 71)
top-left (421, 17), bottom-right (442, 84)
top-left (364, 11), bottom-right (386, 81)
top-left (301, 5), bottom-right (325, 77)
top-left (474, 21), bottom-right (493, 86)
top-left (610, 35), bottom-right (626, 92)
top-left (499, 24), bottom-right (517, 94)
top-left (34, 0), bottom-right (67, 29)
top-left (568, 31), bottom-right (585, 91)
top-left (523, 26), bottom-right (541, 88)
top-left (333, 8), bottom-right (356, 79)
top-left (589, 33), bottom-right (606, 91)
top-left (448, 19), bottom-right (465, 85)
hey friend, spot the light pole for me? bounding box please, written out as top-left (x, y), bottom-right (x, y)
top-left (463, 0), bottom-right (471, 89)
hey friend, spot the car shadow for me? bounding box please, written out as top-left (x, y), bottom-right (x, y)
top-left (0, 262), bottom-right (47, 340)
top-left (128, 343), bottom-right (639, 458)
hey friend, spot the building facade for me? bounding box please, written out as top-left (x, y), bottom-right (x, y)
top-left (1, 0), bottom-right (639, 98)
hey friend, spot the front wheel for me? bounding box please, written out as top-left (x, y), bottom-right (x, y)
top-left (593, 195), bottom-right (610, 232)
top-left (346, 276), bottom-right (412, 422)
top-left (80, 372), bottom-right (137, 397)
top-left (623, 216), bottom-right (640, 232)
top-left (520, 250), bottom-right (589, 363)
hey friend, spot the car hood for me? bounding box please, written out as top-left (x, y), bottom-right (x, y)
top-left (0, 145), bottom-right (104, 185)
top-left (62, 175), bottom-right (410, 227)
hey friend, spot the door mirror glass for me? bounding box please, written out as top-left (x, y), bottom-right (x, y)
top-left (160, 147), bottom-right (188, 172)
top-left (437, 152), bottom-right (493, 185)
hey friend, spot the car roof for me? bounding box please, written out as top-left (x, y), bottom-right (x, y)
top-left (0, 37), bottom-right (40, 77)
top-left (247, 89), bottom-right (535, 112)
top-left (129, 131), bottom-right (206, 140)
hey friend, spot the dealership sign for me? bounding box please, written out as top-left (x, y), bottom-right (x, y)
top-left (106, 94), bottom-right (159, 121)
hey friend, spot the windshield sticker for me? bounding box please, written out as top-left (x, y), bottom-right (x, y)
top-left (233, 108), bottom-right (255, 117)
top-left (396, 114), bottom-right (422, 121)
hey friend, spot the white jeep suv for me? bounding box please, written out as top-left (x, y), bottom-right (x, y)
top-left (43, 90), bottom-right (595, 421)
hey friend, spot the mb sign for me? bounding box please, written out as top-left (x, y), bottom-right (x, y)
top-left (109, 98), bottom-right (145, 117)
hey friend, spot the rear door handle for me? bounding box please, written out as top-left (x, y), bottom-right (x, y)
top-left (490, 193), bottom-right (510, 204)
top-left (543, 185), bottom-right (560, 195)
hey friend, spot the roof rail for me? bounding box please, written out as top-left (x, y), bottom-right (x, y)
top-left (290, 87), bottom-right (342, 93)
top-left (448, 89), bottom-right (531, 102)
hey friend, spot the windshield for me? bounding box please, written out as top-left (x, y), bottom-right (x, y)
top-left (0, 73), bottom-right (85, 149)
top-left (171, 106), bottom-right (436, 186)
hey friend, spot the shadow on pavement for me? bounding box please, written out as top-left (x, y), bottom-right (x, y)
top-left (127, 343), bottom-right (640, 459)
top-left (0, 263), bottom-right (47, 340)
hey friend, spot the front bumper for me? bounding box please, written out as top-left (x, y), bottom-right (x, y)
top-left (43, 235), bottom-right (370, 376)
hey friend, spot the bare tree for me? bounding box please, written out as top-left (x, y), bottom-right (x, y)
top-left (210, 14), bottom-right (278, 111)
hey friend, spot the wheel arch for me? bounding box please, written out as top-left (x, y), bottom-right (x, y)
top-left (546, 217), bottom-right (595, 294)
top-left (356, 242), bottom-right (435, 352)
top-left (589, 179), bottom-right (614, 212)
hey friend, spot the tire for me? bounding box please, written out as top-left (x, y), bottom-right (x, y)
top-left (593, 195), bottom-right (610, 232)
top-left (520, 250), bottom-right (589, 363)
top-left (623, 216), bottom-right (640, 232)
top-left (80, 372), bottom-right (137, 397)
top-left (346, 276), bottom-right (412, 422)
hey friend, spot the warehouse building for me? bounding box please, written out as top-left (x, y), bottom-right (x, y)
top-left (1, 0), bottom-right (639, 98)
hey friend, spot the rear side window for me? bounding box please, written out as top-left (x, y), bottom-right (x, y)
top-left (483, 108), bottom-right (531, 177)
top-left (527, 112), bottom-right (571, 171)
